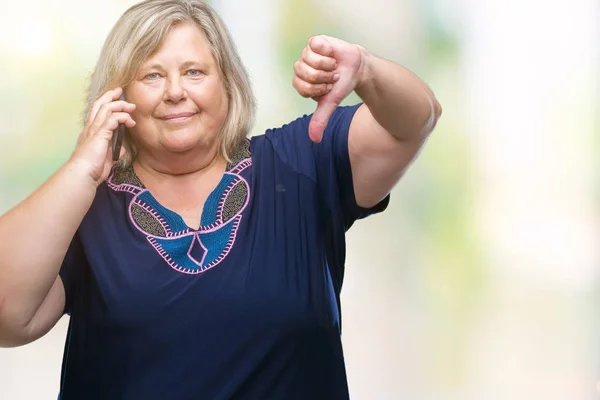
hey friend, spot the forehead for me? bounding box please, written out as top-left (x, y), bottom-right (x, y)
top-left (144, 22), bottom-right (215, 66)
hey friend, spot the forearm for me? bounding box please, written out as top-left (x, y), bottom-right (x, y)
top-left (355, 48), bottom-right (442, 142)
top-left (0, 161), bottom-right (97, 328)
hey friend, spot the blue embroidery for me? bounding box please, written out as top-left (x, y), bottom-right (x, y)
top-left (107, 143), bottom-right (251, 275)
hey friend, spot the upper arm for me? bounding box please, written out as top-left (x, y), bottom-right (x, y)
top-left (267, 104), bottom-right (390, 230)
top-left (1, 277), bottom-right (66, 347)
top-left (24, 277), bottom-right (67, 343)
top-left (0, 232), bottom-right (82, 348)
top-left (348, 103), bottom-right (427, 208)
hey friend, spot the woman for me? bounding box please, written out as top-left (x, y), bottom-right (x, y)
top-left (0, 0), bottom-right (441, 399)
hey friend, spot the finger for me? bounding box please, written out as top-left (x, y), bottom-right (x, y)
top-left (292, 75), bottom-right (332, 98)
top-left (294, 60), bottom-right (339, 85)
top-left (309, 99), bottom-right (338, 143)
top-left (90, 101), bottom-right (136, 133)
top-left (94, 112), bottom-right (136, 138)
top-left (87, 87), bottom-right (124, 125)
top-left (301, 47), bottom-right (337, 71)
top-left (308, 35), bottom-right (334, 58)
top-left (94, 100), bottom-right (136, 121)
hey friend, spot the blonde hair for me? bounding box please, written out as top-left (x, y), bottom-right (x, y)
top-left (84, 0), bottom-right (256, 166)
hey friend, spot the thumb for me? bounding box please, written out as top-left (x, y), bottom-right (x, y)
top-left (308, 35), bottom-right (334, 57)
top-left (309, 99), bottom-right (338, 143)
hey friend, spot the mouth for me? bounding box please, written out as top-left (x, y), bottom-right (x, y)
top-left (159, 112), bottom-right (196, 122)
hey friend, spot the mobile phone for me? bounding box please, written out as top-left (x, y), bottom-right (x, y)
top-left (111, 93), bottom-right (126, 161)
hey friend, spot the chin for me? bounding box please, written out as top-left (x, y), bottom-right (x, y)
top-left (162, 140), bottom-right (201, 154)
top-left (161, 133), bottom-right (213, 154)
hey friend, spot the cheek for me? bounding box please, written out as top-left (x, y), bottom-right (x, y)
top-left (127, 90), bottom-right (160, 120)
top-left (194, 80), bottom-right (228, 113)
top-left (128, 104), bottom-right (157, 143)
top-left (130, 103), bottom-right (157, 126)
top-left (214, 87), bottom-right (230, 122)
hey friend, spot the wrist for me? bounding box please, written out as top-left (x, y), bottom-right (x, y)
top-left (63, 158), bottom-right (103, 191)
top-left (355, 45), bottom-right (374, 93)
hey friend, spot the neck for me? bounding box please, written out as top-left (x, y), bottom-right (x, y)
top-left (131, 147), bottom-right (228, 231)
top-left (133, 146), bottom-right (226, 187)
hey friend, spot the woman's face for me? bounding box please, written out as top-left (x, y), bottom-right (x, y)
top-left (126, 22), bottom-right (229, 157)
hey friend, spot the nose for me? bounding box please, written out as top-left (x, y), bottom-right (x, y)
top-left (164, 76), bottom-right (187, 103)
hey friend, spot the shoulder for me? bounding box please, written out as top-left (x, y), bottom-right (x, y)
top-left (249, 117), bottom-right (314, 181)
top-left (76, 166), bottom-right (140, 234)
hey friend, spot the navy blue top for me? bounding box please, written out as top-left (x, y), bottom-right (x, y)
top-left (58, 104), bottom-right (389, 400)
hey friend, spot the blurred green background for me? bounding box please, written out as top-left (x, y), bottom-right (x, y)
top-left (0, 0), bottom-right (598, 398)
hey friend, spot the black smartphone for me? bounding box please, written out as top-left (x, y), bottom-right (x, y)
top-left (111, 93), bottom-right (126, 161)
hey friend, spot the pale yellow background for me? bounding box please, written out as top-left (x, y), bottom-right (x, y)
top-left (0, 0), bottom-right (599, 398)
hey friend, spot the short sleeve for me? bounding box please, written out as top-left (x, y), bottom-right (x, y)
top-left (264, 104), bottom-right (390, 310)
top-left (59, 232), bottom-right (85, 315)
top-left (265, 103), bottom-right (389, 231)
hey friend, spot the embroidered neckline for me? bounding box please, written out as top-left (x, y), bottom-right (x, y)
top-left (105, 140), bottom-right (252, 274)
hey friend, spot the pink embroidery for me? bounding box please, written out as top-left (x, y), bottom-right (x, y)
top-left (106, 147), bottom-right (252, 275)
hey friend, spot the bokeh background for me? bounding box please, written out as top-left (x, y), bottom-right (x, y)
top-left (1, 0), bottom-right (599, 398)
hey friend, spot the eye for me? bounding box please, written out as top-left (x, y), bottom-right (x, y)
top-left (187, 69), bottom-right (203, 77)
top-left (145, 72), bottom-right (161, 80)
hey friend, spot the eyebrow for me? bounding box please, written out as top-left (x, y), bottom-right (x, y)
top-left (181, 60), bottom-right (205, 69)
top-left (143, 61), bottom-right (207, 71)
